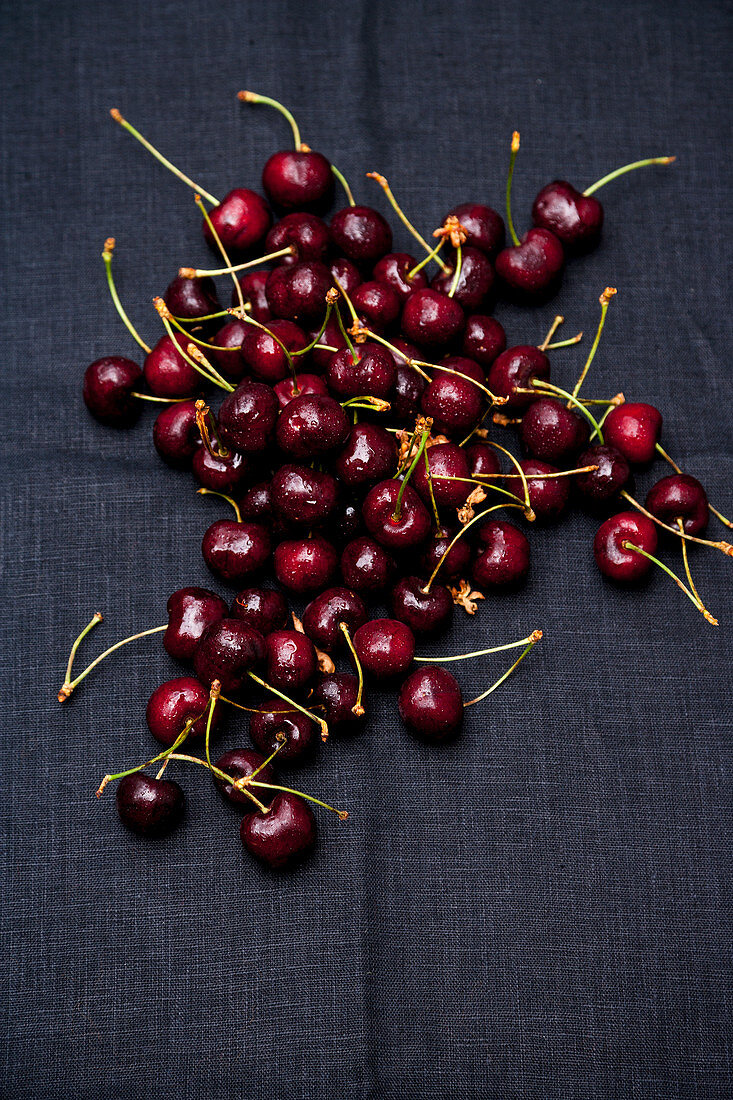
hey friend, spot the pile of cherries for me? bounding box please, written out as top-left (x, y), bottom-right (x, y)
top-left (64, 93), bottom-right (730, 870)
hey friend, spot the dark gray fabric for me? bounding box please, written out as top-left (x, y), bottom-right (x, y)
top-left (1, 1), bottom-right (731, 1097)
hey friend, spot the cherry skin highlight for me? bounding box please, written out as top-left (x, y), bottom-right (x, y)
top-left (230, 587), bottom-right (288, 634)
top-left (273, 374), bottom-right (329, 409)
top-left (250, 700), bottom-right (318, 764)
top-left (265, 212), bottom-right (330, 264)
top-left (265, 261), bottom-right (333, 324)
top-left (487, 345), bottom-right (550, 410)
top-left (153, 400), bottom-right (199, 467)
top-left (495, 228), bottom-right (565, 299)
top-left (275, 394), bottom-right (350, 458)
top-left (262, 629), bottom-right (317, 691)
top-left (575, 444), bottom-right (631, 504)
top-left (203, 188), bottom-right (271, 253)
top-left (445, 202), bottom-right (505, 258)
top-left (401, 288), bottom-right (464, 348)
top-left (210, 319), bottom-right (248, 379)
top-left (146, 676), bottom-right (221, 745)
top-left (312, 673), bottom-right (366, 730)
top-left (340, 536), bottom-right (396, 592)
top-left (192, 444), bottom-right (250, 493)
top-left (398, 666), bottom-right (464, 741)
top-left (506, 459), bottom-right (570, 523)
top-left (330, 205), bottom-right (392, 263)
top-left (326, 343), bottom-right (396, 400)
top-left (645, 474), bottom-right (709, 536)
top-left (164, 587), bottom-right (228, 662)
top-left (412, 441), bottom-right (472, 509)
top-left (373, 252), bottom-right (428, 301)
top-left (532, 181), bottom-right (604, 253)
top-left (431, 246), bottom-right (495, 311)
top-left (391, 576), bottom-right (453, 635)
top-left (466, 442), bottom-right (501, 478)
top-left (363, 481), bottom-right (431, 550)
top-left (521, 396), bottom-right (589, 463)
top-left (461, 314), bottom-right (507, 367)
top-left (593, 511), bottom-right (658, 582)
top-left (163, 274), bottom-right (220, 322)
top-left (240, 791), bottom-right (316, 869)
top-left (83, 357), bottom-right (142, 426)
top-left (241, 320), bottom-right (308, 383)
top-left (233, 270), bottom-right (272, 322)
top-left (271, 463), bottom-right (338, 526)
top-left (218, 379), bottom-right (279, 453)
top-left (302, 587), bottom-right (368, 650)
top-left (144, 334), bottom-right (201, 398)
top-left (353, 618), bottom-right (416, 678)
top-left (419, 527), bottom-right (472, 580)
top-left (273, 534), bottom-right (338, 593)
top-left (604, 402), bottom-right (663, 465)
top-left (193, 619), bottom-right (265, 692)
top-left (202, 519), bottom-right (271, 584)
top-left (262, 148), bottom-right (334, 211)
top-left (335, 424), bottom-right (397, 488)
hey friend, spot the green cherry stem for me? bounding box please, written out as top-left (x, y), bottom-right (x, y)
top-left (62, 611), bottom-right (103, 691)
top-left (421, 501), bottom-right (527, 593)
top-left (109, 109), bottom-right (219, 205)
top-left (423, 445), bottom-right (442, 528)
top-left (167, 753), bottom-right (269, 813)
top-left (197, 487), bottom-right (242, 522)
top-left (416, 630), bottom-right (543, 663)
top-left (153, 298), bottom-right (233, 391)
top-left (195, 194), bottom-right (244, 314)
top-left (489, 440), bottom-right (533, 517)
top-left (195, 400), bottom-right (230, 459)
top-left (505, 131), bottom-right (521, 247)
top-left (463, 631), bottom-right (542, 707)
top-left (654, 444), bottom-right (733, 530)
top-left (204, 681), bottom-right (221, 771)
top-left (392, 430), bottom-right (429, 521)
top-left (237, 90), bottom-right (302, 150)
top-left (420, 361), bottom-right (506, 406)
top-left (622, 542), bottom-right (717, 624)
top-left (406, 237), bottom-right (446, 280)
top-left (339, 622), bottom-right (365, 716)
top-left (246, 671), bottom-right (329, 742)
top-left (545, 334), bottom-right (584, 350)
top-left (570, 287), bottom-right (617, 401)
top-left (331, 164), bottom-right (356, 206)
top-left (583, 156), bottom-right (676, 197)
top-left (59, 624), bottom-right (166, 702)
top-left (524, 380), bottom-right (603, 439)
top-left (619, 491), bottom-right (733, 555)
top-left (357, 331), bottom-right (432, 381)
top-left (95, 716), bottom-right (200, 798)
top-left (181, 246), bottom-right (295, 278)
top-left (366, 172), bottom-right (450, 272)
top-left (248, 779), bottom-right (349, 821)
top-left (447, 244), bottom-right (463, 298)
top-left (102, 238), bottom-right (151, 353)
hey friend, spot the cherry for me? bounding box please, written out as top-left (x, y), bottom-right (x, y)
top-left (412, 441), bottom-right (471, 508)
top-left (230, 587), bottom-right (288, 633)
top-left (604, 402), bottom-right (662, 465)
top-left (373, 252), bottom-right (428, 301)
top-left (153, 400), bottom-right (199, 467)
top-left (146, 676), bottom-right (220, 745)
top-left (393, 360), bottom-right (427, 419)
top-left (466, 442), bottom-right (501, 478)
top-left (420, 367), bottom-right (483, 436)
top-left (351, 280), bottom-right (401, 329)
top-left (420, 527), bottom-right (472, 579)
top-left (520, 396), bottom-right (589, 462)
top-left (575, 444), bottom-right (630, 504)
top-left (192, 443), bottom-right (249, 493)
top-left (263, 630), bottom-right (317, 690)
top-left (330, 205), bottom-right (392, 263)
top-left (210, 318), bottom-right (248, 379)
top-left (275, 393), bottom-right (349, 458)
top-left (214, 748), bottom-right (274, 807)
top-left (263, 147), bottom-right (333, 210)
top-left (645, 474), bottom-right (708, 536)
top-left (431, 246), bottom-right (495, 310)
top-left (83, 356), bottom-right (142, 425)
top-left (391, 576), bottom-right (453, 635)
top-left (265, 212), bottom-right (329, 264)
top-left (311, 673), bottom-right (366, 730)
top-left (506, 459), bottom-right (570, 523)
top-left (273, 533), bottom-right (338, 593)
top-left (232, 270), bottom-right (272, 322)
top-left (266, 261), bottom-right (332, 323)
top-left (593, 512), bottom-right (658, 582)
top-left (329, 257), bottom-right (362, 297)
top-left (274, 373), bottom-right (328, 408)
top-left (238, 482), bottom-right (272, 522)
top-left (531, 182), bottom-right (603, 253)
top-left (325, 499), bottom-right (364, 546)
top-left (302, 587), bottom-right (368, 650)
top-left (335, 423), bottom-right (396, 488)
top-left (398, 666), bottom-right (463, 741)
top-left (249, 700), bottom-right (318, 763)
top-left (326, 343), bottom-right (396, 400)
top-left (116, 773), bottom-right (184, 837)
top-left (203, 188), bottom-right (271, 252)
top-left (143, 334), bottom-right (200, 399)
top-left (363, 480), bottom-right (431, 550)
top-left (271, 463), bottom-right (338, 526)
top-left (240, 791), bottom-right (316, 869)
top-left (445, 202), bottom-right (505, 258)
top-left (401, 288), bottom-right (464, 347)
top-left (472, 521), bottom-right (530, 588)
top-left (487, 346), bottom-right (550, 409)
top-left (461, 314), bottom-right (507, 367)
top-left (193, 619), bottom-right (265, 692)
top-left (353, 618), bottom-right (415, 678)
top-left (340, 536), bottom-right (396, 591)
top-left (217, 379), bottom-right (279, 453)
top-left (163, 274), bottom-right (220, 322)
top-left (240, 319), bottom-right (308, 383)
top-left (164, 587), bottom-right (228, 662)
top-left (495, 228), bottom-right (565, 299)
top-left (202, 518), bottom-right (271, 584)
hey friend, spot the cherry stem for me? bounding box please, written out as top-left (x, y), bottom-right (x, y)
top-left (185, 341), bottom-right (235, 391)
top-left (432, 473), bottom-right (525, 506)
top-left (129, 392), bottom-right (186, 404)
top-left (589, 402), bottom-right (617, 442)
top-left (423, 445), bottom-right (442, 528)
top-left (464, 630), bottom-right (542, 707)
top-left (447, 244), bottom-right (463, 298)
top-left (153, 299), bottom-right (233, 391)
top-left (102, 239), bottom-right (151, 353)
top-left (63, 611), bottom-right (103, 689)
top-left (330, 292), bottom-right (358, 362)
top-left (421, 361), bottom-right (506, 406)
top-left (248, 780), bottom-right (349, 820)
top-left (219, 694), bottom-right (288, 715)
top-left (109, 109), bottom-right (218, 205)
top-left (416, 630), bottom-right (542, 663)
top-left (292, 296), bottom-right (336, 362)
top-left (59, 624), bottom-right (166, 702)
top-left (339, 623), bottom-right (365, 716)
top-left (204, 681), bottom-right (220, 771)
top-left (237, 90), bottom-right (302, 150)
top-left (528, 380), bottom-right (603, 440)
top-left (331, 164), bottom-right (355, 206)
top-left (539, 315), bottom-right (564, 351)
top-left (392, 430), bottom-right (429, 521)
top-left (195, 194), bottom-right (244, 316)
top-left (246, 671), bottom-right (329, 742)
top-left (183, 245), bottom-right (295, 278)
top-left (571, 287), bottom-right (617, 402)
top-left (622, 542), bottom-right (717, 625)
top-left (489, 441), bottom-right (533, 517)
top-left (505, 131), bottom-right (521, 247)
top-left (95, 715), bottom-right (200, 798)
top-left (172, 309), bottom-right (234, 323)
top-left (619, 491), bottom-right (733, 556)
top-left (545, 334), bottom-right (584, 350)
top-left (167, 752), bottom-right (268, 812)
top-left (677, 518), bottom-right (711, 619)
top-left (366, 172), bottom-right (450, 272)
top-left (248, 740), bottom-right (286, 781)
top-left (195, 400), bottom-right (230, 459)
top-left (422, 501), bottom-right (527, 593)
top-left (197, 486), bottom-right (241, 522)
top-left (654, 444), bottom-right (733, 530)
top-left (406, 237), bottom-right (446, 280)
top-left (583, 156), bottom-right (676, 197)
top-left (358, 330), bottom-right (432, 381)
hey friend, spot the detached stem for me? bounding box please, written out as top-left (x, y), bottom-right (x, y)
top-left (331, 164), bottom-right (355, 206)
top-left (583, 156), bottom-right (676, 197)
top-left (110, 109), bottom-right (219, 205)
top-left (102, 239), bottom-right (151, 353)
top-left (237, 91), bottom-right (301, 149)
top-left (505, 131), bottom-right (521, 247)
top-left (464, 632), bottom-right (542, 707)
top-left (59, 625), bottom-right (166, 702)
top-left (570, 287), bottom-right (617, 402)
top-left (183, 246), bottom-right (295, 278)
top-left (63, 612), bottom-right (103, 690)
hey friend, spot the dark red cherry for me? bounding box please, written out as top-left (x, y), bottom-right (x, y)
top-left (521, 397), bottom-right (589, 462)
top-left (335, 424), bottom-right (396, 488)
top-left (430, 246), bottom-right (495, 310)
top-left (472, 520), bottom-right (530, 589)
top-left (273, 534), bottom-right (338, 593)
top-left (532, 181), bottom-right (603, 253)
top-left (116, 773), bottom-right (184, 837)
top-left (250, 700), bottom-right (318, 763)
top-left (392, 360), bottom-right (427, 419)
top-left (262, 148), bottom-right (334, 211)
top-left (238, 482), bottom-right (272, 522)
top-left (351, 280), bottom-right (401, 329)
top-left (391, 576), bottom-right (453, 635)
top-left (202, 519), bottom-right (271, 583)
top-left (340, 536), bottom-right (396, 591)
top-left (412, 441), bottom-right (471, 508)
top-left (83, 356), bottom-right (142, 426)
top-left (325, 499), bottom-right (364, 546)
top-left (326, 343), bottom-right (396, 400)
top-left (506, 459), bottom-right (570, 523)
top-left (214, 748), bottom-right (274, 808)
top-left (210, 318), bottom-right (248, 379)
top-left (193, 619), bottom-right (265, 692)
top-left (604, 402), bottom-right (662, 465)
top-left (363, 480), bottom-right (431, 550)
top-left (232, 270), bottom-right (272, 322)
top-left (217, 379), bottom-right (279, 453)
top-left (266, 261), bottom-right (332, 324)
top-left (420, 365), bottom-right (483, 435)
top-left (446, 202), bottom-right (505, 258)
top-left (143, 334), bottom-right (200, 398)
top-left (203, 188), bottom-right (271, 252)
top-left (153, 400), bottom-right (199, 467)
top-left (495, 228), bottom-right (565, 299)
top-left (419, 527), bottom-right (472, 579)
top-left (265, 212), bottom-right (329, 264)
top-left (330, 205), bottom-right (392, 263)
top-left (353, 618), bottom-right (415, 678)
top-left (645, 474), bottom-right (708, 536)
top-left (311, 673), bottom-right (365, 730)
top-left (263, 629), bottom-right (317, 690)
top-left (146, 676), bottom-right (220, 745)
top-left (575, 444), bottom-right (630, 503)
top-left (466, 441), bottom-right (501, 479)
top-left (240, 320), bottom-right (307, 383)
top-left (487, 345), bottom-right (550, 410)
top-left (461, 314), bottom-right (507, 367)
top-left (192, 443), bottom-right (249, 493)
top-left (271, 463), bottom-right (338, 526)
top-left (273, 373), bottom-right (328, 409)
top-left (164, 586), bottom-right (228, 662)
top-left (593, 511), bottom-right (658, 582)
top-left (163, 275), bottom-right (220, 322)
top-left (329, 257), bottom-right (362, 296)
top-left (373, 252), bottom-right (428, 301)
top-left (401, 288), bottom-right (464, 347)
top-left (275, 393), bottom-right (349, 458)
top-left (398, 666), bottom-right (463, 741)
top-left (302, 587), bottom-right (368, 650)
top-left (240, 791), bottom-right (316, 869)
top-left (230, 586), bottom-right (288, 633)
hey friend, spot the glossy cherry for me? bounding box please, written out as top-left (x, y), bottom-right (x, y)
top-left (329, 257), bottom-right (362, 297)
top-left (203, 188), bottom-right (271, 252)
top-left (233, 270), bottom-right (272, 322)
top-left (309, 315), bottom-right (347, 371)
top-left (325, 499), bottom-right (364, 546)
top-left (146, 676), bottom-right (220, 745)
top-left (83, 357), bottom-right (142, 426)
top-left (495, 228), bottom-right (565, 299)
top-left (575, 444), bottom-right (630, 504)
top-left (401, 288), bottom-right (464, 347)
top-left (214, 748), bottom-right (274, 807)
top-left (593, 512), bottom-right (658, 582)
top-left (202, 519), bottom-right (271, 583)
top-left (249, 700), bottom-right (318, 763)
top-left (461, 314), bottom-right (507, 367)
top-left (420, 527), bottom-right (472, 580)
top-left (262, 148), bottom-right (333, 211)
top-left (335, 423), bottom-right (396, 488)
top-left (240, 791), bottom-right (316, 869)
top-left (353, 618), bottom-right (415, 678)
top-left (210, 318), bottom-right (248, 379)
top-left (326, 343), bottom-right (396, 400)
top-left (531, 182), bottom-right (603, 253)
top-left (164, 587), bottom-right (228, 662)
top-left (262, 630), bottom-right (317, 691)
top-left (392, 360), bottom-right (427, 419)
top-left (445, 202), bottom-right (505, 258)
top-left (604, 402), bottom-right (662, 465)
top-left (398, 666), bottom-right (463, 741)
top-left (390, 576), bottom-right (453, 635)
top-left (506, 459), bottom-right (569, 523)
top-left (273, 534), bottom-right (339, 593)
top-left (330, 205), bottom-right (392, 263)
top-left (487, 346), bottom-right (550, 409)
top-left (265, 212), bottom-right (330, 264)
top-left (116, 773), bottom-right (184, 837)
top-left (153, 400), bottom-right (199, 467)
top-left (273, 374), bottom-right (329, 409)
top-left (311, 673), bottom-right (366, 730)
top-left (412, 441), bottom-right (471, 508)
top-left (302, 587), bottom-right (368, 650)
top-left (230, 587), bottom-right (288, 633)
top-left (143, 334), bottom-right (200, 398)
top-left (340, 536), bottom-right (396, 591)
top-left (193, 619), bottom-right (265, 692)
top-left (351, 280), bottom-right (402, 329)
top-left (192, 444), bottom-right (249, 493)
top-left (275, 393), bottom-right (349, 458)
top-left (363, 480), bottom-right (431, 550)
top-left (266, 261), bottom-right (332, 324)
top-left (520, 396), bottom-right (589, 462)
top-left (420, 365), bottom-right (483, 435)
top-left (270, 463), bottom-right (338, 526)
top-left (430, 246), bottom-right (495, 311)
top-left (472, 520), bottom-right (530, 589)
top-left (217, 379), bottom-right (279, 453)
top-left (373, 252), bottom-right (428, 301)
top-left (465, 442), bottom-right (501, 478)
top-left (240, 319), bottom-right (308, 383)
top-left (645, 474), bottom-right (708, 536)
top-left (163, 274), bottom-right (220, 322)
